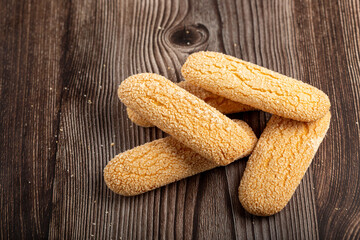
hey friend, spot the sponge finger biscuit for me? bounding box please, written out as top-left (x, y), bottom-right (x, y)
top-left (127, 81), bottom-right (255, 127)
top-left (104, 119), bottom-right (257, 196)
top-left (238, 112), bottom-right (331, 216)
top-left (118, 73), bottom-right (256, 166)
top-left (182, 51), bottom-right (330, 122)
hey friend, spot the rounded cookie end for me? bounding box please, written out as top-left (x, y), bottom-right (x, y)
top-left (181, 51), bottom-right (207, 83)
top-left (232, 119), bottom-right (258, 158)
top-left (127, 108), bottom-right (154, 128)
top-left (238, 183), bottom-right (284, 217)
top-left (305, 91), bottom-right (331, 122)
top-left (104, 158), bottom-right (145, 197)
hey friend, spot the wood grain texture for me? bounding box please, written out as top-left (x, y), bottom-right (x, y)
top-left (309, 0), bottom-right (360, 239)
top-left (1, 0), bottom-right (359, 239)
top-left (0, 0), bottom-right (68, 239)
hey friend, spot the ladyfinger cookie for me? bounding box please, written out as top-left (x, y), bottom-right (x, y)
top-left (118, 73), bottom-right (256, 166)
top-left (182, 51), bottom-right (330, 122)
top-left (239, 112), bottom-right (331, 216)
top-left (104, 119), bottom-right (257, 196)
top-left (127, 81), bottom-right (255, 127)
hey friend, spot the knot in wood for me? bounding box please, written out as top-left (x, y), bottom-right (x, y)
top-left (167, 24), bottom-right (209, 51)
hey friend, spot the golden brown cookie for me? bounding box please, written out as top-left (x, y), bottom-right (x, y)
top-left (118, 73), bottom-right (256, 165)
top-left (105, 119), bottom-right (257, 196)
top-left (238, 112), bottom-right (331, 216)
top-left (127, 81), bottom-right (255, 127)
top-left (182, 51), bottom-right (330, 122)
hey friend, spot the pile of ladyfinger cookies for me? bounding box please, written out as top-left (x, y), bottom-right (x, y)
top-left (104, 51), bottom-right (331, 216)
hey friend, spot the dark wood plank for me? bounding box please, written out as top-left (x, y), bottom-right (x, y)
top-left (0, 0), bottom-right (69, 239)
top-left (308, 0), bottom-right (360, 239)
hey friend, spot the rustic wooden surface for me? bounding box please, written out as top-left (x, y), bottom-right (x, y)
top-left (1, 0), bottom-right (359, 239)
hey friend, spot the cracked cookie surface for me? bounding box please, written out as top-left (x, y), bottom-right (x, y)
top-left (127, 81), bottom-right (255, 127)
top-left (182, 51), bottom-right (330, 122)
top-left (239, 112), bottom-right (331, 216)
top-left (104, 119), bottom-right (257, 196)
top-left (118, 73), bottom-right (257, 165)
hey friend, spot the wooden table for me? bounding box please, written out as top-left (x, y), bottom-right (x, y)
top-left (1, 0), bottom-right (359, 239)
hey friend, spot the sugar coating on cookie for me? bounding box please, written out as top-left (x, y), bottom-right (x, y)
top-left (127, 108), bottom-right (154, 127)
top-left (118, 73), bottom-right (256, 166)
top-left (238, 112), bottom-right (331, 216)
top-left (178, 81), bottom-right (255, 114)
top-left (182, 51), bottom-right (330, 122)
top-left (104, 119), bottom-right (257, 196)
top-left (127, 81), bottom-right (255, 127)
